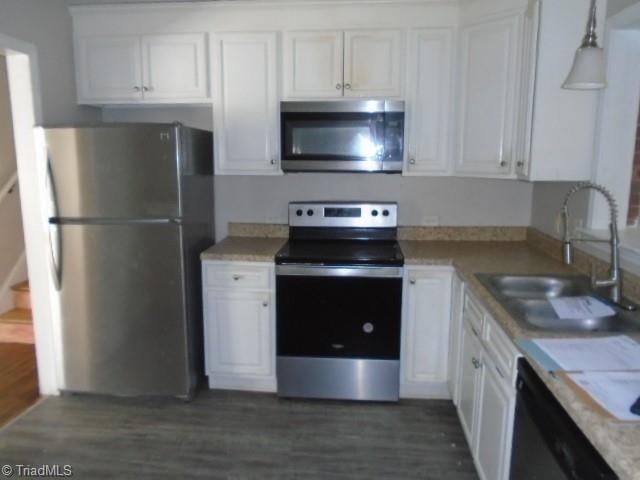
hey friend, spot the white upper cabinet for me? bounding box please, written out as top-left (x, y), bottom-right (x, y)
top-left (343, 29), bottom-right (402, 97)
top-left (515, 0), bottom-right (605, 181)
top-left (401, 267), bottom-right (452, 399)
top-left (140, 34), bottom-right (208, 101)
top-left (404, 28), bottom-right (454, 175)
top-left (283, 31), bottom-right (344, 98)
top-left (212, 32), bottom-right (281, 175)
top-left (75, 33), bottom-right (209, 104)
top-left (76, 36), bottom-right (143, 103)
top-left (455, 13), bottom-right (521, 177)
top-left (283, 29), bottom-right (402, 99)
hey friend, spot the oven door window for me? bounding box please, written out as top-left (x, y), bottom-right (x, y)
top-left (276, 275), bottom-right (402, 360)
top-left (281, 112), bottom-right (384, 168)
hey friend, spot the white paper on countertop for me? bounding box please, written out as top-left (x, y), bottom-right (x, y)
top-left (568, 371), bottom-right (640, 421)
top-left (549, 296), bottom-right (615, 319)
top-left (532, 336), bottom-right (640, 371)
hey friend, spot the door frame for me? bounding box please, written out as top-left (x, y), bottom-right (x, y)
top-left (0, 32), bottom-right (60, 395)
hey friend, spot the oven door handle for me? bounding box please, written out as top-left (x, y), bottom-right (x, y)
top-left (276, 265), bottom-right (403, 278)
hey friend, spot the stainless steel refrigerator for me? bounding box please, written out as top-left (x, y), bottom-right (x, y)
top-left (39, 123), bottom-right (214, 399)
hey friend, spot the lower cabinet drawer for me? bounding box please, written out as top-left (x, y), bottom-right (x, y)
top-left (204, 262), bottom-right (272, 290)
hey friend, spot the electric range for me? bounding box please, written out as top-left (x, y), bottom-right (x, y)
top-left (275, 202), bottom-right (404, 402)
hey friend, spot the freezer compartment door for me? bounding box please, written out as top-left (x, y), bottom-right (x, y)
top-left (57, 222), bottom-right (193, 397)
top-left (44, 124), bottom-right (181, 218)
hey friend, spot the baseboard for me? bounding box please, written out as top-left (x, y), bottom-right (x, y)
top-left (0, 251), bottom-right (27, 313)
top-left (400, 381), bottom-right (452, 400)
top-left (207, 374), bottom-right (277, 393)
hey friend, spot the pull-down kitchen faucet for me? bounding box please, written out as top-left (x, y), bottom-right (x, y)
top-left (561, 181), bottom-right (624, 304)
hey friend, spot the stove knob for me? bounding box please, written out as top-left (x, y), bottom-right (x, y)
top-left (307, 209), bottom-right (314, 216)
top-left (296, 209), bottom-right (303, 217)
top-left (382, 209), bottom-right (390, 217)
top-left (363, 322), bottom-right (374, 334)
top-left (371, 209), bottom-right (379, 217)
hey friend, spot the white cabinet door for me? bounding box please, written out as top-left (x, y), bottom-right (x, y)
top-left (343, 29), bottom-right (402, 97)
top-left (448, 272), bottom-right (464, 405)
top-left (475, 354), bottom-right (516, 480)
top-left (141, 33), bottom-right (208, 101)
top-left (205, 289), bottom-right (273, 377)
top-left (405, 28), bottom-right (453, 175)
top-left (457, 320), bottom-right (483, 445)
top-left (213, 33), bottom-right (280, 175)
top-left (76, 36), bottom-right (143, 103)
top-left (401, 268), bottom-right (452, 398)
top-left (455, 14), bottom-right (520, 176)
top-left (283, 31), bottom-right (344, 98)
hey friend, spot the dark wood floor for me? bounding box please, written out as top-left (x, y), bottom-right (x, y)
top-left (0, 389), bottom-right (477, 479)
top-left (0, 343), bottom-right (39, 427)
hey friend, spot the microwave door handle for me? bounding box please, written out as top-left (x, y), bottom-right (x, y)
top-left (376, 115), bottom-right (385, 170)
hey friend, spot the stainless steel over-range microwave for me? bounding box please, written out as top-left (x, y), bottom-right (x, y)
top-left (280, 100), bottom-right (405, 173)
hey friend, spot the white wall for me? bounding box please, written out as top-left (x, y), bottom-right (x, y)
top-left (0, 0), bottom-right (99, 124)
top-left (0, 56), bottom-right (16, 187)
top-left (103, 107), bottom-right (534, 240)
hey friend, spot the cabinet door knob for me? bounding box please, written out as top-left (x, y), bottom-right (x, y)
top-left (270, 159), bottom-right (276, 165)
top-left (499, 160), bottom-right (507, 167)
top-left (344, 83), bottom-right (352, 90)
top-left (516, 161), bottom-right (524, 167)
top-left (262, 301), bottom-right (268, 307)
top-left (336, 83), bottom-right (342, 90)
top-left (133, 86), bottom-right (141, 92)
top-left (232, 275), bottom-right (241, 281)
top-left (143, 86), bottom-right (151, 92)
top-left (472, 357), bottom-right (481, 369)
top-left (409, 157), bottom-right (416, 165)
top-left (409, 279), bottom-right (416, 285)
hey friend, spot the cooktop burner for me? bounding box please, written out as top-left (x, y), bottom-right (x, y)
top-left (275, 240), bottom-right (404, 267)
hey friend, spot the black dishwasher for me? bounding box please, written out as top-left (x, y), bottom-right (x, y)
top-left (510, 359), bottom-right (618, 480)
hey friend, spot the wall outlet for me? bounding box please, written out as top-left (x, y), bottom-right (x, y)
top-left (421, 215), bottom-right (440, 226)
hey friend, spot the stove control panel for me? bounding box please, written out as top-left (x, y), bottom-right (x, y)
top-left (288, 202), bottom-right (398, 228)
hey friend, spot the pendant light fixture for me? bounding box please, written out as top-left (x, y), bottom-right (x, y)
top-left (562, 0), bottom-right (606, 90)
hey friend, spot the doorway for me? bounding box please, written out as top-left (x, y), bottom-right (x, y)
top-left (0, 33), bottom-right (61, 428)
top-left (0, 53), bottom-right (38, 426)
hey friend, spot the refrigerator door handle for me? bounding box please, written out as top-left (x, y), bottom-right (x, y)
top-left (46, 158), bottom-right (62, 290)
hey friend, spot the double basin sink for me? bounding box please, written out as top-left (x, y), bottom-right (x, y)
top-left (476, 274), bottom-right (640, 333)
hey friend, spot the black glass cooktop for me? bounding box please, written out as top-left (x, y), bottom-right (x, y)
top-left (275, 240), bottom-right (404, 267)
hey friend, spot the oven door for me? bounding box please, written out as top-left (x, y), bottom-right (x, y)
top-left (276, 265), bottom-right (403, 360)
top-left (280, 109), bottom-right (385, 172)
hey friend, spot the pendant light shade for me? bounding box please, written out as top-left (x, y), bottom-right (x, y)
top-left (562, 0), bottom-right (606, 90)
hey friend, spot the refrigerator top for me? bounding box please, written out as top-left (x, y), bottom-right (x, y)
top-left (42, 123), bottom-right (212, 220)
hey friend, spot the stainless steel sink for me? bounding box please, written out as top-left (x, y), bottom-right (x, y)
top-left (476, 274), bottom-right (640, 333)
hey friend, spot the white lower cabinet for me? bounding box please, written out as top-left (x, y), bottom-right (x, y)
top-left (457, 319), bottom-right (483, 440)
top-left (401, 267), bottom-right (453, 398)
top-left (453, 287), bottom-right (520, 480)
top-left (202, 261), bottom-right (276, 392)
top-left (475, 352), bottom-right (516, 480)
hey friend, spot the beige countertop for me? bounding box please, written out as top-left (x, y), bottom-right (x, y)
top-left (200, 236), bottom-right (286, 262)
top-left (202, 236), bottom-right (640, 479)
